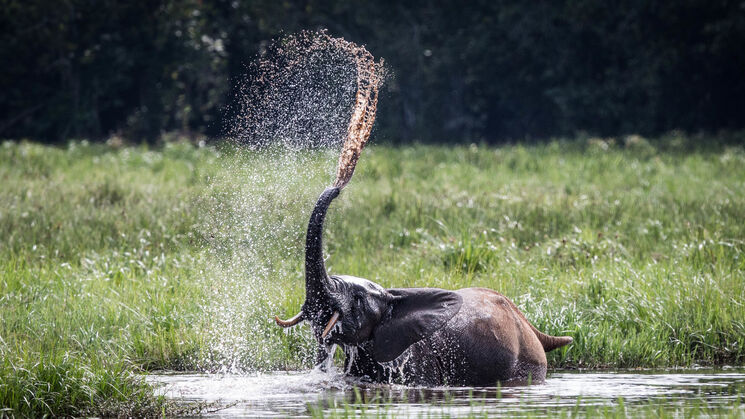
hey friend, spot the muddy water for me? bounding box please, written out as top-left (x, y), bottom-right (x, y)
top-left (147, 368), bottom-right (745, 417)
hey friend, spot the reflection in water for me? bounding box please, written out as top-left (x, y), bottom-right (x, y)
top-left (147, 368), bottom-right (745, 417)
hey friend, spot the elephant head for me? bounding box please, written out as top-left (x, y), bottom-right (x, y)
top-left (275, 187), bottom-right (462, 365)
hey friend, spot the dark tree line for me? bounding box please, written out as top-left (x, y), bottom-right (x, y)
top-left (2, 0), bottom-right (744, 143)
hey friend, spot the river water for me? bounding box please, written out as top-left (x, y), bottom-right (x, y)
top-left (147, 368), bottom-right (745, 417)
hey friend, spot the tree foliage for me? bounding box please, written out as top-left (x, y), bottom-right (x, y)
top-left (2, 0), bottom-right (744, 142)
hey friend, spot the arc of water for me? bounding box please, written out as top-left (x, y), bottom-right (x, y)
top-left (333, 46), bottom-right (382, 189)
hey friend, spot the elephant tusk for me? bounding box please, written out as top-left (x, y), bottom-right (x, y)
top-left (274, 311), bottom-right (304, 328)
top-left (321, 311), bottom-right (340, 339)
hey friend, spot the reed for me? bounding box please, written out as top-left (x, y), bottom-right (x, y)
top-left (1, 135), bottom-right (743, 416)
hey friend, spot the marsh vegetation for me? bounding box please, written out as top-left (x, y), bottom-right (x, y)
top-left (1, 135), bottom-right (744, 416)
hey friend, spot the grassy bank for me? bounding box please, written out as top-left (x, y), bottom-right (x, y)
top-left (1, 136), bottom-right (744, 415)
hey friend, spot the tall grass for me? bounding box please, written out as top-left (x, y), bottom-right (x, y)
top-left (1, 135), bottom-right (744, 415)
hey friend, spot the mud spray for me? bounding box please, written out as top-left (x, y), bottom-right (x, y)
top-left (196, 31), bottom-right (383, 373)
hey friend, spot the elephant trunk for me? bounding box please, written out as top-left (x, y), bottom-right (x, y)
top-left (304, 186), bottom-right (341, 303)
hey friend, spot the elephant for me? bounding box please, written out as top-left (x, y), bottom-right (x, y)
top-left (275, 187), bottom-right (572, 385)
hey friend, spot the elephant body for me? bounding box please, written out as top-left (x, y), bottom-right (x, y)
top-left (343, 287), bottom-right (553, 385)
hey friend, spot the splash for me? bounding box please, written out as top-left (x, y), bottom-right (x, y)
top-left (198, 31), bottom-right (384, 373)
top-left (195, 152), bottom-right (323, 372)
top-left (233, 29), bottom-right (384, 155)
top-left (333, 41), bottom-right (382, 189)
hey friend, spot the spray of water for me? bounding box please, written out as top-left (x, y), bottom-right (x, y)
top-left (333, 40), bottom-right (382, 189)
top-left (231, 29), bottom-right (384, 153)
top-left (197, 31), bottom-right (384, 373)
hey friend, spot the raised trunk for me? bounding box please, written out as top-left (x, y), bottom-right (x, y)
top-left (304, 187), bottom-right (341, 302)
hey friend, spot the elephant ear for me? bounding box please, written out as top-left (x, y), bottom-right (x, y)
top-left (372, 288), bottom-right (462, 363)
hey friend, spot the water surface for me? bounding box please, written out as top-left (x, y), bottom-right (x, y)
top-left (147, 368), bottom-right (745, 417)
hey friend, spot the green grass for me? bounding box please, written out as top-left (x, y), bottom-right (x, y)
top-left (1, 134), bottom-right (744, 415)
